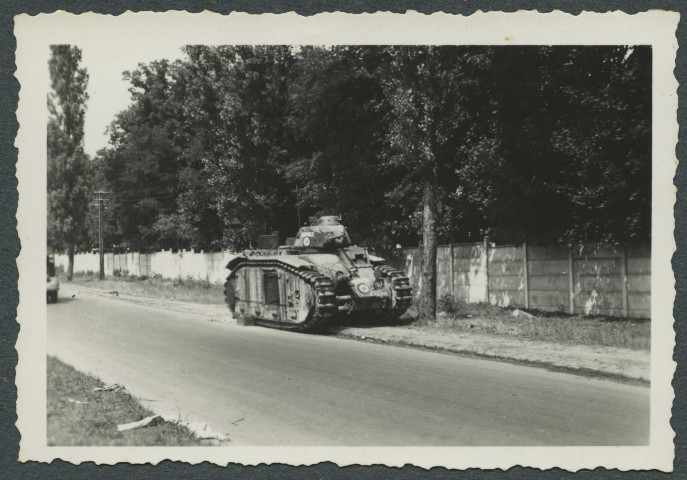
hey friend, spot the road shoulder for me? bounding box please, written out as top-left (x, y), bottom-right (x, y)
top-left (336, 325), bottom-right (649, 385)
top-left (62, 283), bottom-right (231, 320)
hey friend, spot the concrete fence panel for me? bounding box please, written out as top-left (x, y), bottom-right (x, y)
top-left (527, 245), bottom-right (569, 313)
top-left (487, 245), bottom-right (525, 307)
top-left (436, 247), bottom-right (451, 298)
top-left (396, 240), bottom-right (651, 319)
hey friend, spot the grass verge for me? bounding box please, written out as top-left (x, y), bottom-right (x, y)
top-left (68, 271), bottom-right (224, 304)
top-left (47, 356), bottom-right (204, 446)
top-left (423, 295), bottom-right (650, 351)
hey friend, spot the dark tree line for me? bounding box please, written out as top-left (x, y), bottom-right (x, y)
top-left (46, 46), bottom-right (650, 260)
top-left (90, 45), bottom-right (650, 258)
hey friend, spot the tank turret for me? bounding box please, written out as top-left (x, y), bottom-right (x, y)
top-left (224, 216), bottom-right (412, 332)
top-left (293, 216), bottom-right (351, 250)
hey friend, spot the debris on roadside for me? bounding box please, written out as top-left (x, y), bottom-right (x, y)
top-left (116, 413), bottom-right (230, 441)
top-left (511, 309), bottom-right (537, 320)
top-left (208, 316), bottom-right (231, 323)
top-left (117, 415), bottom-right (162, 431)
top-left (173, 418), bottom-right (229, 441)
top-left (93, 383), bottom-right (126, 393)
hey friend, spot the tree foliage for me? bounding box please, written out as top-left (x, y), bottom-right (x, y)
top-left (93, 45), bottom-right (651, 258)
top-left (100, 59), bottom-right (222, 251)
top-left (461, 46), bottom-right (652, 244)
top-left (371, 46), bottom-right (495, 320)
top-left (183, 46), bottom-right (297, 248)
top-left (288, 47), bottom-right (393, 246)
top-left (47, 45), bottom-right (91, 278)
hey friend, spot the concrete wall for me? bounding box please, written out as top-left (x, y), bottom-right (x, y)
top-left (392, 241), bottom-right (651, 319)
top-left (58, 240), bottom-right (651, 319)
top-left (55, 250), bottom-right (236, 285)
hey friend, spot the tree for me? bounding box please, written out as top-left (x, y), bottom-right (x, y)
top-left (184, 45), bottom-right (297, 249)
top-left (287, 46), bottom-right (397, 251)
top-left (546, 46), bottom-right (651, 244)
top-left (47, 45), bottom-right (91, 280)
top-left (465, 46), bottom-right (652, 245)
top-left (102, 59), bottom-right (223, 251)
top-left (377, 46), bottom-right (494, 322)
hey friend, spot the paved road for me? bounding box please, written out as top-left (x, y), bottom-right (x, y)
top-left (48, 287), bottom-right (649, 446)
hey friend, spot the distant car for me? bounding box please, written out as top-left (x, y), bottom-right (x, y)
top-left (47, 254), bottom-right (59, 303)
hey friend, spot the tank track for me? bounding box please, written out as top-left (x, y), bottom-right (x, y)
top-left (224, 259), bottom-right (337, 333)
top-left (375, 265), bottom-right (413, 319)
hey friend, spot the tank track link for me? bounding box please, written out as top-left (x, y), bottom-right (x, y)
top-left (225, 259), bottom-right (337, 333)
top-left (375, 265), bottom-right (413, 320)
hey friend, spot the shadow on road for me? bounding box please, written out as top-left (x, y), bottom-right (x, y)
top-left (321, 311), bottom-right (416, 335)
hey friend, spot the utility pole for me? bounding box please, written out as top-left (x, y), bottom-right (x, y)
top-left (94, 191), bottom-right (108, 280)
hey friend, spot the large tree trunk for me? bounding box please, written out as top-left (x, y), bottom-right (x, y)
top-left (67, 243), bottom-right (75, 281)
top-left (418, 166), bottom-right (438, 323)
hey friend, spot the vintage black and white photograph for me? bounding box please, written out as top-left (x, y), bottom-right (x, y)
top-left (15, 11), bottom-right (676, 470)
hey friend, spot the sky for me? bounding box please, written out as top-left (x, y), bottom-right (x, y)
top-left (80, 43), bottom-right (187, 157)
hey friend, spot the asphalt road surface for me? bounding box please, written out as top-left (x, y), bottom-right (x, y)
top-left (48, 287), bottom-right (649, 446)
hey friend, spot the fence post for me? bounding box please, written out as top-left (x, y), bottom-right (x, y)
top-left (483, 236), bottom-right (490, 304)
top-left (449, 243), bottom-right (455, 299)
top-left (568, 243), bottom-right (575, 314)
top-left (621, 245), bottom-right (629, 317)
top-left (523, 241), bottom-right (529, 309)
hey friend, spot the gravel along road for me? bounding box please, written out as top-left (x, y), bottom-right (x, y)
top-left (48, 287), bottom-right (649, 446)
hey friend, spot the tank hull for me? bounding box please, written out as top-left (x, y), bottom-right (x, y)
top-left (224, 251), bottom-right (412, 332)
top-left (225, 258), bottom-right (337, 332)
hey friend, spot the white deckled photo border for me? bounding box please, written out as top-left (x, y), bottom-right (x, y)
top-left (14, 10), bottom-right (678, 470)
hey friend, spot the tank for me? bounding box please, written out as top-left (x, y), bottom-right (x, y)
top-left (224, 216), bottom-right (412, 332)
